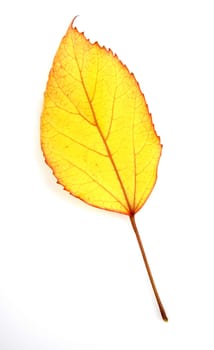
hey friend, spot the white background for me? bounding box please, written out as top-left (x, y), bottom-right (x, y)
top-left (1, 0), bottom-right (214, 349)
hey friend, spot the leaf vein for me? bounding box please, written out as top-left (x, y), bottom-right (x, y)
top-left (51, 72), bottom-right (95, 126)
top-left (46, 119), bottom-right (108, 157)
top-left (52, 152), bottom-right (128, 211)
top-left (71, 39), bottom-right (132, 213)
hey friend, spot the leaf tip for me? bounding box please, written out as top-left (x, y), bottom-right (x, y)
top-left (71, 15), bottom-right (79, 28)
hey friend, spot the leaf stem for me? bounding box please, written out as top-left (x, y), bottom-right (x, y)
top-left (129, 214), bottom-right (168, 322)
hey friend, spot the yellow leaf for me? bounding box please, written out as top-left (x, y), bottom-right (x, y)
top-left (40, 18), bottom-right (167, 321)
top-left (41, 20), bottom-right (161, 215)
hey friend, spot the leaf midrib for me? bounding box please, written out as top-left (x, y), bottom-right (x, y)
top-left (72, 37), bottom-right (133, 214)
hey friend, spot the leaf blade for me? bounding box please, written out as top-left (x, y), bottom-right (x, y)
top-left (41, 21), bottom-right (162, 215)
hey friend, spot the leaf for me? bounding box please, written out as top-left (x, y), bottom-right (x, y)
top-left (40, 18), bottom-right (167, 321)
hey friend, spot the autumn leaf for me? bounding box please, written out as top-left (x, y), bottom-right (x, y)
top-left (40, 17), bottom-right (167, 321)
